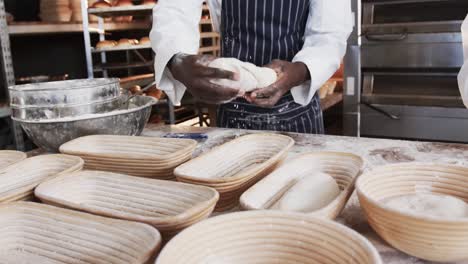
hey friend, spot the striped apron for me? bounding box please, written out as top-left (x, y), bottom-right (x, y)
top-left (217, 0), bottom-right (324, 134)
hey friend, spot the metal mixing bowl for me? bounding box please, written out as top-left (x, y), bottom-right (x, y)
top-left (9, 78), bottom-right (121, 120)
top-left (13, 96), bottom-right (157, 152)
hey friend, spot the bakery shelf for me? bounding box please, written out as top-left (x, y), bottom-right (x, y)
top-left (200, 19), bottom-right (212, 25)
top-left (93, 61), bottom-right (153, 71)
top-left (88, 5), bottom-right (156, 18)
top-left (321, 93), bottom-right (343, 111)
top-left (8, 22), bottom-right (150, 35)
top-left (201, 32), bottom-right (219, 38)
top-left (199, 46), bottom-right (220, 53)
top-left (92, 43), bottom-right (152, 53)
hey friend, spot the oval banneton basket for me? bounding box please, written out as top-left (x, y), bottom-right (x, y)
top-left (0, 150), bottom-right (27, 169)
top-left (59, 135), bottom-right (198, 180)
top-left (240, 152), bottom-right (364, 219)
top-left (174, 133), bottom-right (294, 211)
top-left (0, 154), bottom-right (83, 203)
top-left (35, 170), bottom-right (219, 240)
top-left (156, 210), bottom-right (382, 264)
top-left (356, 163), bottom-right (468, 262)
top-left (0, 202), bottom-right (161, 264)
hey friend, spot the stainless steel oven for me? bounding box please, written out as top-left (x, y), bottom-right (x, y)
top-left (362, 0), bottom-right (467, 35)
top-left (344, 0), bottom-right (468, 142)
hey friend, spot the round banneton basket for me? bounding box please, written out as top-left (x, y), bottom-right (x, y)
top-left (156, 211), bottom-right (382, 264)
top-left (356, 163), bottom-right (468, 262)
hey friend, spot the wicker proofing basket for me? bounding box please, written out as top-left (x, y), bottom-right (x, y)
top-left (60, 135), bottom-right (198, 180)
top-left (156, 210), bottom-right (382, 264)
top-left (0, 150), bottom-right (27, 169)
top-left (35, 170), bottom-right (219, 240)
top-left (240, 152), bottom-right (363, 219)
top-left (0, 154), bottom-right (83, 203)
top-left (356, 163), bottom-right (468, 262)
top-left (0, 202), bottom-right (161, 264)
top-left (174, 133), bottom-right (294, 211)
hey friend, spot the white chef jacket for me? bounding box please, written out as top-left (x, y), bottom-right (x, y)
top-left (150, 0), bottom-right (353, 106)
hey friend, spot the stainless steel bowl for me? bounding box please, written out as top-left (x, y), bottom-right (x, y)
top-left (13, 96), bottom-right (156, 152)
top-left (9, 78), bottom-right (121, 120)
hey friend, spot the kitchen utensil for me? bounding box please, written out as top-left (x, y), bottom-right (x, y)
top-left (240, 152), bottom-right (363, 219)
top-left (14, 96), bottom-right (156, 152)
top-left (0, 150), bottom-right (27, 169)
top-left (36, 170), bottom-right (219, 239)
top-left (174, 133), bottom-right (294, 211)
top-left (156, 210), bottom-right (382, 264)
top-left (0, 154), bottom-right (83, 203)
top-left (0, 202), bottom-right (161, 264)
top-left (59, 135), bottom-right (197, 179)
top-left (124, 81), bottom-right (156, 109)
top-left (357, 163), bottom-right (468, 262)
top-left (9, 78), bottom-right (121, 120)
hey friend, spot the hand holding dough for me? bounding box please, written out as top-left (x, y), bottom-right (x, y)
top-left (208, 58), bottom-right (277, 92)
top-left (278, 172), bottom-right (341, 213)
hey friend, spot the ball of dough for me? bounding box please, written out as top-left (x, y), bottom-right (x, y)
top-left (241, 61), bottom-right (277, 88)
top-left (384, 193), bottom-right (468, 218)
top-left (208, 58), bottom-right (277, 92)
top-left (209, 58), bottom-right (257, 91)
top-left (278, 172), bottom-right (340, 213)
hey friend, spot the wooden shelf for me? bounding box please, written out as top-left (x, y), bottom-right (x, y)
top-left (94, 61), bottom-right (153, 71)
top-left (88, 5), bottom-right (155, 18)
top-left (8, 21), bottom-right (150, 35)
top-left (199, 46), bottom-right (220, 53)
top-left (321, 93), bottom-right (343, 111)
top-left (200, 19), bottom-right (212, 24)
top-left (200, 32), bottom-right (219, 38)
top-left (92, 43), bottom-right (151, 53)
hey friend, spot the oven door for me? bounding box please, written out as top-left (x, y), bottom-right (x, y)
top-left (363, 0), bottom-right (468, 35)
top-left (362, 71), bottom-right (463, 108)
top-left (360, 71), bottom-right (468, 142)
top-left (361, 32), bottom-right (463, 68)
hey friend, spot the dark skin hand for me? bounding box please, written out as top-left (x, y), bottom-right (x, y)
top-left (168, 53), bottom-right (241, 104)
top-left (245, 60), bottom-right (310, 108)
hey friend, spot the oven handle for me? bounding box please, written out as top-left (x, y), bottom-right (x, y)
top-left (361, 102), bottom-right (400, 120)
top-left (364, 32), bottom-right (408, 42)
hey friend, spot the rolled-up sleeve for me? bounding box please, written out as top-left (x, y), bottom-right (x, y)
top-left (150, 0), bottom-right (205, 105)
top-left (291, 0), bottom-right (353, 106)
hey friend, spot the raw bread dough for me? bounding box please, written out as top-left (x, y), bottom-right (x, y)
top-left (384, 193), bottom-right (468, 218)
top-left (278, 172), bottom-right (340, 213)
top-left (208, 58), bottom-right (277, 92)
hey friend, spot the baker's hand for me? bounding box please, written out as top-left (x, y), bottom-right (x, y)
top-left (246, 60), bottom-right (310, 108)
top-left (168, 53), bottom-right (241, 104)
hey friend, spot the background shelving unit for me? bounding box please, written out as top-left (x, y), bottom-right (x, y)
top-left (0, 0), bottom-right (24, 150)
top-left (81, 1), bottom-right (221, 126)
top-left (80, 1), bottom-right (174, 123)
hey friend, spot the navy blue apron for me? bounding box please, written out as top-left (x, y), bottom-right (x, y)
top-left (217, 0), bottom-right (324, 134)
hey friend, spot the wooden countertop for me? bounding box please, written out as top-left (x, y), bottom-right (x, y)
top-left (143, 124), bottom-right (468, 264)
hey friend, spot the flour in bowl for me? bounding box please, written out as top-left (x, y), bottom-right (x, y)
top-left (384, 193), bottom-right (468, 218)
